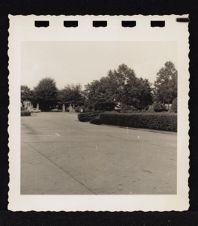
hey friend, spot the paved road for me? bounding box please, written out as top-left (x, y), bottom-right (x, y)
top-left (21, 112), bottom-right (177, 194)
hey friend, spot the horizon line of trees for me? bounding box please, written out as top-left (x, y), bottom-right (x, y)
top-left (21, 61), bottom-right (177, 112)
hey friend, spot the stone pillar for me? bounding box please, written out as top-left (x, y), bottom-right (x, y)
top-left (36, 103), bottom-right (39, 110)
top-left (62, 104), bottom-right (65, 112)
top-left (69, 104), bottom-right (75, 113)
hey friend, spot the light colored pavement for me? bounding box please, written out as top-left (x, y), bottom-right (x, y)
top-left (21, 112), bottom-right (177, 194)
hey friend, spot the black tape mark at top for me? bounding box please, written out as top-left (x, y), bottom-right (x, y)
top-left (35, 21), bottom-right (49, 27)
top-left (64, 21), bottom-right (78, 27)
top-left (176, 18), bottom-right (189, 23)
top-left (150, 21), bottom-right (165, 27)
top-left (93, 21), bottom-right (107, 27)
top-left (122, 21), bottom-right (136, 27)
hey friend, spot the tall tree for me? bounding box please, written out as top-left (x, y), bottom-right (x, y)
top-left (105, 65), bottom-right (137, 102)
top-left (21, 85), bottom-right (33, 103)
top-left (154, 61), bottom-right (177, 105)
top-left (122, 78), bottom-right (152, 109)
top-left (84, 64), bottom-right (153, 110)
top-left (84, 77), bottom-right (112, 107)
top-left (58, 84), bottom-right (84, 106)
top-left (34, 78), bottom-right (58, 111)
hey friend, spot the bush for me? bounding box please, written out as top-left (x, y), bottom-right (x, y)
top-left (146, 105), bottom-right (155, 113)
top-left (78, 112), bottom-right (99, 122)
top-left (171, 98), bottom-right (177, 113)
top-left (21, 111), bottom-right (31, 116)
top-left (120, 105), bottom-right (138, 113)
top-left (51, 108), bottom-right (61, 112)
top-left (94, 101), bottom-right (116, 111)
top-left (153, 102), bottom-right (167, 112)
top-left (99, 112), bottom-right (177, 132)
top-left (74, 106), bottom-right (81, 113)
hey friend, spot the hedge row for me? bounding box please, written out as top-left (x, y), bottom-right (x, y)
top-left (78, 112), bottom-right (177, 132)
top-left (21, 111), bottom-right (31, 116)
top-left (78, 112), bottom-right (99, 122)
top-left (98, 113), bottom-right (177, 132)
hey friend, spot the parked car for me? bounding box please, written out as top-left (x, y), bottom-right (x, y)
top-left (114, 105), bottom-right (121, 112)
top-left (31, 108), bottom-right (41, 113)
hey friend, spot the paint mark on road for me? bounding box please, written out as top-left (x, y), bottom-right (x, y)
top-left (23, 134), bottom-right (55, 137)
top-left (142, 169), bottom-right (153, 174)
top-left (23, 133), bottom-right (61, 137)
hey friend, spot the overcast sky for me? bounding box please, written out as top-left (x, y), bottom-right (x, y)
top-left (21, 41), bottom-right (177, 89)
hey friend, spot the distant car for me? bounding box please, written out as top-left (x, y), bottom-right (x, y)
top-left (114, 106), bottom-right (121, 112)
top-left (31, 108), bottom-right (41, 113)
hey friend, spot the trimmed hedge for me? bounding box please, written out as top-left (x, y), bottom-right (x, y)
top-left (78, 112), bottom-right (99, 122)
top-left (21, 111), bottom-right (31, 116)
top-left (98, 112), bottom-right (177, 132)
top-left (90, 115), bottom-right (102, 125)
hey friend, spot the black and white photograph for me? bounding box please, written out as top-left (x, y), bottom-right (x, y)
top-left (21, 41), bottom-right (177, 195)
top-left (8, 15), bottom-right (189, 211)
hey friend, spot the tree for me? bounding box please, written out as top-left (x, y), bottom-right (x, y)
top-left (34, 78), bottom-right (58, 111)
top-left (171, 97), bottom-right (177, 113)
top-left (154, 61), bottom-right (177, 107)
top-left (84, 64), bottom-right (153, 110)
top-left (21, 85), bottom-right (33, 103)
top-left (84, 64), bottom-right (134, 107)
top-left (121, 77), bottom-right (152, 109)
top-left (84, 77), bottom-right (113, 108)
top-left (107, 64), bottom-right (137, 103)
top-left (58, 84), bottom-right (84, 107)
top-left (108, 64), bottom-right (152, 109)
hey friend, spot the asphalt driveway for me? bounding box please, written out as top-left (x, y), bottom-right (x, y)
top-left (21, 112), bottom-right (177, 194)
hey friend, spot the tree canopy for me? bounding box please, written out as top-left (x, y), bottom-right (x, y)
top-left (154, 61), bottom-right (177, 105)
top-left (58, 84), bottom-right (84, 106)
top-left (21, 85), bottom-right (33, 103)
top-left (34, 78), bottom-right (58, 111)
top-left (21, 61), bottom-right (177, 112)
top-left (84, 64), bottom-right (153, 110)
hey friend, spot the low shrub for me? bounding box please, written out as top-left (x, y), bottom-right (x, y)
top-left (99, 112), bottom-right (177, 132)
top-left (78, 112), bottom-right (99, 122)
top-left (153, 102), bottom-right (167, 112)
top-left (21, 111), bottom-right (31, 116)
top-left (120, 105), bottom-right (138, 113)
top-left (51, 108), bottom-right (61, 112)
top-left (90, 115), bottom-right (102, 125)
top-left (146, 105), bottom-right (155, 113)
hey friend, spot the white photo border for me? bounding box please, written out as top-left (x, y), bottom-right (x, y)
top-left (8, 15), bottom-right (189, 211)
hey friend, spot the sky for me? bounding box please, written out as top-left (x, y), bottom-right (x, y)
top-left (21, 41), bottom-right (177, 90)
